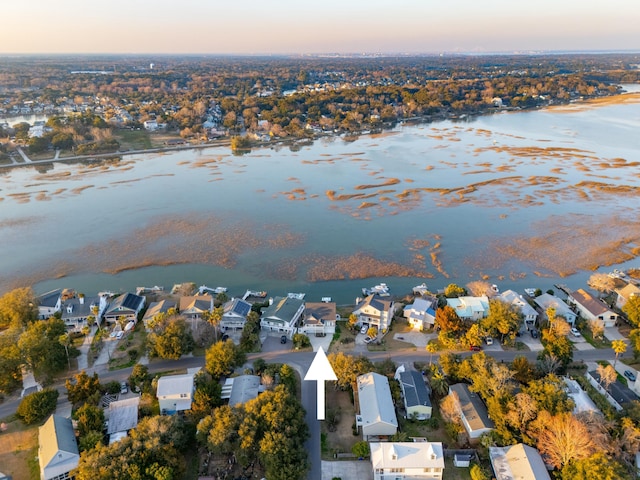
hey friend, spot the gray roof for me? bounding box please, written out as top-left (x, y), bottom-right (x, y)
top-left (107, 397), bottom-right (140, 434)
top-left (38, 289), bottom-right (61, 308)
top-left (261, 296), bottom-right (304, 324)
top-left (399, 370), bottom-right (431, 409)
top-left (142, 299), bottom-right (176, 322)
top-left (357, 293), bottom-right (393, 313)
top-left (61, 295), bottom-right (100, 320)
top-left (490, 444), bottom-right (551, 480)
top-left (228, 375), bottom-right (262, 406)
top-left (303, 302), bottom-right (336, 325)
top-left (588, 370), bottom-right (637, 405)
top-left (105, 292), bottom-right (144, 316)
top-left (449, 383), bottom-right (494, 432)
top-left (39, 414), bottom-right (79, 467)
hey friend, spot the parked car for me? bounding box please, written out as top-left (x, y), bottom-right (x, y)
top-left (485, 336), bottom-right (494, 345)
top-left (116, 331), bottom-right (124, 339)
top-left (360, 325), bottom-right (368, 335)
top-left (221, 334), bottom-right (229, 341)
top-left (624, 370), bottom-right (636, 382)
top-left (570, 327), bottom-right (581, 337)
top-left (280, 335), bottom-right (287, 344)
top-left (530, 329), bottom-right (538, 339)
top-left (364, 336), bottom-right (374, 344)
top-left (470, 345), bottom-right (482, 351)
top-left (120, 381), bottom-right (128, 394)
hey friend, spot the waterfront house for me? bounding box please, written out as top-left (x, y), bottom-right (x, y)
top-left (497, 289), bottom-right (538, 329)
top-left (370, 441), bottom-right (444, 480)
top-left (298, 301), bottom-right (337, 337)
top-left (567, 288), bottom-right (618, 327)
top-left (447, 383), bottom-right (494, 442)
top-left (615, 283), bottom-right (640, 310)
top-left (259, 296), bottom-right (305, 338)
top-left (395, 367), bottom-right (432, 420)
top-left (445, 296), bottom-right (490, 321)
top-left (489, 444), bottom-right (550, 480)
top-left (142, 299), bottom-right (176, 328)
top-left (221, 297), bottom-right (252, 331)
top-left (353, 294), bottom-right (396, 333)
top-left (533, 293), bottom-right (577, 325)
top-left (179, 294), bottom-right (213, 320)
top-left (38, 415), bottom-right (80, 480)
top-left (157, 370), bottom-right (198, 415)
top-left (61, 294), bottom-right (106, 330)
top-left (403, 296), bottom-right (437, 331)
top-left (37, 289), bottom-right (62, 320)
top-left (355, 372), bottom-right (398, 440)
top-left (103, 292), bottom-right (145, 324)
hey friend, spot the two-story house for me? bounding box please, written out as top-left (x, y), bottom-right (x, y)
top-left (38, 415), bottom-right (80, 480)
top-left (497, 289), bottom-right (538, 330)
top-left (403, 296), bottom-right (437, 331)
top-left (445, 296), bottom-right (489, 321)
top-left (353, 294), bottom-right (396, 333)
top-left (221, 297), bottom-right (252, 331)
top-left (156, 370), bottom-right (198, 415)
top-left (533, 293), bottom-right (577, 325)
top-left (103, 292), bottom-right (145, 324)
top-left (370, 442), bottom-right (444, 480)
top-left (259, 296), bottom-right (305, 338)
top-left (568, 288), bottom-right (619, 327)
top-left (298, 301), bottom-right (337, 337)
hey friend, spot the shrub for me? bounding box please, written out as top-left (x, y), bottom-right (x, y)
top-left (351, 441), bottom-right (370, 458)
top-left (16, 388), bottom-right (59, 425)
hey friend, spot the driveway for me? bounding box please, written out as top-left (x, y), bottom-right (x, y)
top-left (322, 460), bottom-right (373, 480)
top-left (392, 331), bottom-right (434, 349)
top-left (604, 327), bottom-right (629, 343)
top-left (519, 334), bottom-right (544, 352)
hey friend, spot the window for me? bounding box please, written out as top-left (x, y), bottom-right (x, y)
top-left (180, 393), bottom-right (188, 398)
top-left (390, 468), bottom-right (404, 473)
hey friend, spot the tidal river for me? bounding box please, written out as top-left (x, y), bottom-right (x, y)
top-left (1, 92), bottom-right (640, 304)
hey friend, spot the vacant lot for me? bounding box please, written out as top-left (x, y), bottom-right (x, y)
top-left (0, 419), bottom-right (39, 480)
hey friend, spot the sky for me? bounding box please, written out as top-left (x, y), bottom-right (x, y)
top-left (2, 0), bottom-right (640, 55)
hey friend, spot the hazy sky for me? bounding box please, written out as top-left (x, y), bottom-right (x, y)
top-left (2, 0), bottom-right (639, 54)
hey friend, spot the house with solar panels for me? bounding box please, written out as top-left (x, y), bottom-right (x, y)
top-left (103, 292), bottom-right (145, 324)
top-left (395, 366), bottom-right (432, 420)
top-left (221, 298), bottom-right (253, 331)
top-left (298, 301), bottom-right (337, 336)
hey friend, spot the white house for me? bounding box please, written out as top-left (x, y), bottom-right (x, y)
top-left (489, 444), bottom-right (550, 480)
top-left (356, 372), bottom-right (398, 440)
top-left (298, 301), bottom-right (337, 337)
top-left (370, 442), bottom-right (444, 480)
top-left (567, 289), bottom-right (619, 327)
top-left (143, 119), bottom-right (158, 131)
top-left (445, 296), bottom-right (489, 321)
top-left (353, 294), bottom-right (396, 333)
top-left (498, 289), bottom-right (538, 329)
top-left (38, 415), bottom-right (80, 480)
top-left (221, 298), bottom-right (252, 331)
top-left (533, 293), bottom-right (577, 325)
top-left (260, 296), bottom-right (305, 337)
top-left (448, 383), bottom-right (494, 442)
top-left (61, 294), bottom-right (106, 331)
top-left (395, 367), bottom-right (432, 420)
top-left (403, 296), bottom-right (437, 331)
top-left (156, 371), bottom-right (198, 415)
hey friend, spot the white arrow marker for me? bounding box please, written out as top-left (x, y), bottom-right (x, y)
top-left (304, 346), bottom-right (337, 420)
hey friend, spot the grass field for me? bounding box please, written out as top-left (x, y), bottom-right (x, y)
top-left (0, 418), bottom-right (40, 480)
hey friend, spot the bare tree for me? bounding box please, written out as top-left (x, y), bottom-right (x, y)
top-left (439, 391), bottom-right (461, 424)
top-left (588, 319), bottom-right (604, 341)
top-left (596, 364), bottom-right (617, 390)
top-left (467, 280), bottom-right (492, 297)
top-left (588, 273), bottom-right (616, 297)
top-left (537, 412), bottom-right (596, 469)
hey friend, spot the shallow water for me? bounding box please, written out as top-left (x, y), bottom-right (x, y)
top-left (2, 95), bottom-right (640, 303)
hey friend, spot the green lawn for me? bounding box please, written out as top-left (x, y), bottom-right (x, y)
top-left (114, 129), bottom-right (153, 150)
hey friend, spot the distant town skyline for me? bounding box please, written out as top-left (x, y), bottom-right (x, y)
top-left (2, 0), bottom-right (640, 55)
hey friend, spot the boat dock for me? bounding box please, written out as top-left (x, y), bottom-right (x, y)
top-left (554, 284), bottom-right (572, 295)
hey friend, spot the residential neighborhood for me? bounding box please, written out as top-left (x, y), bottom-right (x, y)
top-left (2, 271), bottom-right (640, 480)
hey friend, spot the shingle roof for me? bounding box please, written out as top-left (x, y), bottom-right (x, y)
top-left (304, 302), bottom-right (336, 325)
top-left (399, 370), bottom-right (431, 409)
top-left (261, 296), bottom-right (304, 323)
top-left (39, 415), bottom-right (79, 467)
top-left (107, 397), bottom-right (139, 434)
top-left (570, 289), bottom-right (613, 317)
top-left (38, 289), bottom-right (61, 308)
top-left (449, 383), bottom-right (494, 432)
top-left (490, 443), bottom-right (551, 480)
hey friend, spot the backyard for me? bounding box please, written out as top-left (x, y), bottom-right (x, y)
top-left (0, 416), bottom-right (39, 480)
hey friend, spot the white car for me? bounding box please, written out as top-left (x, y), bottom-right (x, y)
top-left (485, 336), bottom-right (494, 345)
top-left (116, 331), bottom-right (124, 339)
top-left (360, 325), bottom-right (368, 335)
top-left (570, 327), bottom-right (581, 337)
